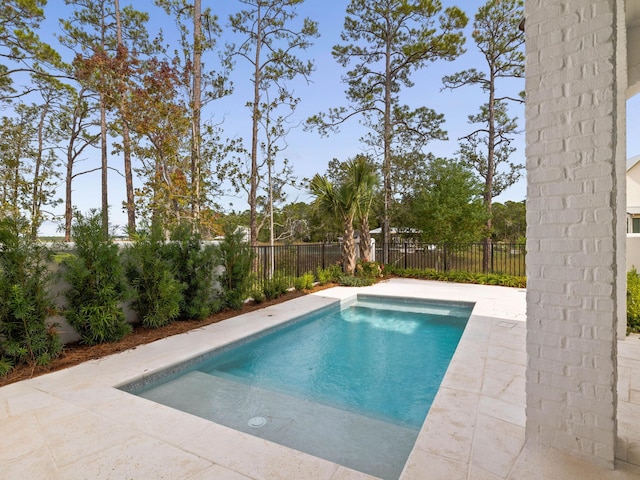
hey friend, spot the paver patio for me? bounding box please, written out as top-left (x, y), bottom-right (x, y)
top-left (1, 278), bottom-right (640, 479)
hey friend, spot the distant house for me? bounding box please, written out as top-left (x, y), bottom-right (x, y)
top-left (369, 227), bottom-right (422, 236)
top-left (628, 154), bottom-right (640, 232)
top-left (369, 227), bottom-right (422, 248)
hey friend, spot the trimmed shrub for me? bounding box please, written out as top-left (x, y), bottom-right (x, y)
top-left (62, 210), bottom-right (131, 344)
top-left (316, 264), bottom-right (342, 285)
top-left (165, 224), bottom-right (220, 319)
top-left (293, 272), bottom-right (315, 291)
top-left (123, 225), bottom-right (184, 328)
top-left (249, 288), bottom-right (266, 304)
top-left (338, 275), bottom-right (376, 287)
top-left (354, 260), bottom-right (384, 279)
top-left (263, 273), bottom-right (291, 300)
top-left (627, 267), bottom-right (640, 332)
top-left (217, 224), bottom-right (254, 310)
top-left (0, 218), bottom-right (61, 374)
top-left (383, 264), bottom-right (527, 289)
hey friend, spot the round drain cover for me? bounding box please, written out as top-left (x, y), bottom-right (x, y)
top-left (248, 416), bottom-right (267, 428)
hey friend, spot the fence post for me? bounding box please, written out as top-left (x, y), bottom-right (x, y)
top-left (296, 244), bottom-right (301, 277)
top-left (443, 244), bottom-right (448, 272)
top-left (491, 242), bottom-right (495, 274)
top-left (263, 246), bottom-right (268, 280)
top-left (404, 242), bottom-right (408, 269)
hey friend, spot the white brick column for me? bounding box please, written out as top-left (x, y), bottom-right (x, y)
top-left (525, 0), bottom-right (626, 469)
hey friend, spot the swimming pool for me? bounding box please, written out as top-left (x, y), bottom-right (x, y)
top-left (122, 294), bottom-right (472, 480)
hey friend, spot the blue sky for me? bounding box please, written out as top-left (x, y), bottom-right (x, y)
top-left (34, 0), bottom-right (640, 235)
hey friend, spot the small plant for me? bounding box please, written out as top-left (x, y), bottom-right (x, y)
top-left (263, 272), bottom-right (291, 300)
top-left (217, 224), bottom-right (254, 310)
top-left (338, 275), bottom-right (376, 287)
top-left (123, 225), bottom-right (184, 328)
top-left (249, 287), bottom-right (266, 304)
top-left (316, 264), bottom-right (342, 285)
top-left (355, 260), bottom-right (384, 279)
top-left (293, 271), bottom-right (315, 291)
top-left (165, 223), bottom-right (220, 319)
top-left (628, 267), bottom-right (640, 332)
top-left (383, 264), bottom-right (527, 289)
top-left (62, 210), bottom-right (131, 344)
top-left (0, 217), bottom-right (61, 374)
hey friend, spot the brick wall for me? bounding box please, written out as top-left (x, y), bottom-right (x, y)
top-left (525, 0), bottom-right (626, 469)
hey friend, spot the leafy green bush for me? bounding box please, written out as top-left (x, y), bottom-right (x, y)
top-left (627, 267), bottom-right (640, 332)
top-left (293, 272), bottom-right (315, 291)
top-left (383, 265), bottom-right (527, 289)
top-left (62, 210), bottom-right (132, 344)
top-left (338, 275), bottom-right (376, 287)
top-left (263, 273), bottom-right (291, 300)
top-left (316, 264), bottom-right (342, 285)
top-left (165, 223), bottom-right (220, 319)
top-left (0, 218), bottom-right (61, 374)
top-left (354, 260), bottom-right (384, 279)
top-left (249, 287), bottom-right (266, 304)
top-left (217, 224), bottom-right (254, 310)
top-left (123, 225), bottom-right (184, 328)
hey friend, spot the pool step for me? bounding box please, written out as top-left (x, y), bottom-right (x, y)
top-left (139, 370), bottom-right (417, 480)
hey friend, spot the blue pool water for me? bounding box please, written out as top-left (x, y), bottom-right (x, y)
top-left (123, 295), bottom-right (472, 479)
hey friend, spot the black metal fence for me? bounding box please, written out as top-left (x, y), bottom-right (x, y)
top-left (374, 242), bottom-right (526, 276)
top-left (250, 242), bottom-right (526, 286)
top-left (251, 243), bottom-right (342, 288)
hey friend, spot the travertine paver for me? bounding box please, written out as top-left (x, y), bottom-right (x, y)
top-left (0, 279), bottom-right (639, 479)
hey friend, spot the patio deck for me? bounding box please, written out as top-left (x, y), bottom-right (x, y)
top-left (1, 278), bottom-right (639, 479)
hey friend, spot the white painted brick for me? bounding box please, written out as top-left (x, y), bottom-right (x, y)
top-left (529, 331), bottom-right (567, 348)
top-left (566, 393), bottom-right (616, 420)
top-left (565, 367), bottom-right (615, 389)
top-left (539, 238), bottom-right (582, 253)
top-left (566, 338), bottom-right (615, 358)
top-left (568, 222), bottom-right (616, 239)
top-left (527, 223), bottom-right (569, 239)
top-left (540, 345), bottom-right (583, 366)
top-left (568, 281), bottom-right (613, 297)
top-left (538, 318), bottom-right (583, 338)
top-left (529, 356), bottom-right (569, 377)
top-left (527, 166), bottom-right (564, 183)
top-left (566, 308), bottom-right (614, 326)
top-left (539, 209), bottom-right (583, 224)
top-left (539, 181), bottom-right (584, 196)
top-left (540, 265), bottom-right (586, 282)
top-left (525, 0), bottom-right (620, 465)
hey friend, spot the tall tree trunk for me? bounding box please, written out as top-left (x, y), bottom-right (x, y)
top-left (122, 124), bottom-right (135, 234)
top-left (382, 29), bottom-right (392, 264)
top-left (114, 0), bottom-right (135, 235)
top-left (482, 72), bottom-right (496, 273)
top-left (65, 145), bottom-right (73, 242)
top-left (249, 5), bottom-right (262, 246)
top-left (99, 1), bottom-right (108, 239)
top-left (100, 96), bottom-right (108, 239)
top-left (191, 0), bottom-right (203, 229)
top-left (31, 101), bottom-right (49, 239)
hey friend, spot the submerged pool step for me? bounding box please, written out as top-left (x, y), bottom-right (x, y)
top-left (354, 299), bottom-right (470, 317)
top-left (139, 370), bottom-right (417, 480)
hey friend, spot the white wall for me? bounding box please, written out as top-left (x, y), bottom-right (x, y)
top-left (525, 0), bottom-right (624, 469)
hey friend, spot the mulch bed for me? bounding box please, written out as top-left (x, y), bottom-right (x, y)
top-left (0, 284), bottom-right (338, 388)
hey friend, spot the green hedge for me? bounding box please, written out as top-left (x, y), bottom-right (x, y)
top-left (383, 265), bottom-right (527, 289)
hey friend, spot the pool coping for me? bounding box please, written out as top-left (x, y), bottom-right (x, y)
top-left (2, 278), bottom-right (640, 479)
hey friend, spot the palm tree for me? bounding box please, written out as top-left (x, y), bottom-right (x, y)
top-left (350, 157), bottom-right (379, 262)
top-left (310, 174), bottom-right (358, 275)
top-left (310, 157), bottom-right (379, 274)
